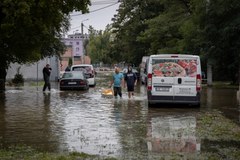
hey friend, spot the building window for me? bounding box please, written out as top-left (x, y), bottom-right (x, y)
top-left (69, 42), bottom-right (73, 45)
top-left (76, 42), bottom-right (79, 45)
top-left (76, 47), bottom-right (79, 51)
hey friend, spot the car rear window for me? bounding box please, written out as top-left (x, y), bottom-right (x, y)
top-left (62, 72), bottom-right (84, 79)
top-left (72, 66), bottom-right (92, 74)
top-left (152, 59), bottom-right (198, 77)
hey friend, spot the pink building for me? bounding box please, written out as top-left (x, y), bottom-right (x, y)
top-left (60, 33), bottom-right (91, 71)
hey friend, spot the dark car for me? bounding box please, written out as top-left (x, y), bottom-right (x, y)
top-left (121, 68), bottom-right (140, 80)
top-left (59, 71), bottom-right (89, 91)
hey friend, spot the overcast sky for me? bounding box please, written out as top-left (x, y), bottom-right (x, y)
top-left (68, 0), bottom-right (120, 35)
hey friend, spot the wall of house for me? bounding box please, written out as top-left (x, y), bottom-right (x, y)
top-left (6, 56), bottom-right (59, 82)
top-left (60, 46), bottom-right (73, 71)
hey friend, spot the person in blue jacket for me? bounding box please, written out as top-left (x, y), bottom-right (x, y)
top-left (124, 65), bottom-right (137, 98)
top-left (110, 67), bottom-right (124, 98)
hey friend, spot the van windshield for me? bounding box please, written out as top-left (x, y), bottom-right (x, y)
top-left (152, 59), bottom-right (197, 77)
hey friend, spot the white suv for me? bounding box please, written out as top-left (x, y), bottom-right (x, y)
top-left (71, 64), bottom-right (96, 86)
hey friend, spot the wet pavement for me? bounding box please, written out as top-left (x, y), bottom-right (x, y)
top-left (0, 72), bottom-right (240, 159)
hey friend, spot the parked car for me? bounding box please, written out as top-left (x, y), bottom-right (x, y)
top-left (140, 56), bottom-right (149, 85)
top-left (59, 71), bottom-right (89, 91)
top-left (71, 64), bottom-right (96, 86)
top-left (58, 71), bottom-right (65, 81)
top-left (121, 68), bottom-right (140, 80)
top-left (140, 71), bottom-right (147, 85)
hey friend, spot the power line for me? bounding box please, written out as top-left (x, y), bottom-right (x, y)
top-left (70, 2), bottom-right (119, 17)
top-left (91, 0), bottom-right (118, 5)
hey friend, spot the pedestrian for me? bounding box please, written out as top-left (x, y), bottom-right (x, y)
top-left (110, 67), bottom-right (124, 98)
top-left (65, 65), bottom-right (71, 71)
top-left (42, 64), bottom-right (52, 91)
top-left (124, 66), bottom-right (137, 98)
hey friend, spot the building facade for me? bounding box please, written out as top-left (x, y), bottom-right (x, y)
top-left (60, 33), bottom-right (91, 71)
top-left (6, 33), bottom-right (91, 82)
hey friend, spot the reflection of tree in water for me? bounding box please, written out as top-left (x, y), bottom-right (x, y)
top-left (0, 93), bottom-right (6, 148)
top-left (0, 90), bottom-right (67, 152)
top-left (41, 92), bottom-right (68, 152)
top-left (112, 100), bottom-right (148, 158)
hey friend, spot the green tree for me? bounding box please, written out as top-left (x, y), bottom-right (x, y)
top-left (111, 0), bottom-right (240, 83)
top-left (87, 26), bottom-right (113, 64)
top-left (201, 0), bottom-right (240, 83)
top-left (0, 0), bottom-right (90, 83)
top-left (111, 0), bottom-right (164, 65)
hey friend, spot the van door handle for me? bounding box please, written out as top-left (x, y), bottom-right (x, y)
top-left (178, 78), bottom-right (182, 84)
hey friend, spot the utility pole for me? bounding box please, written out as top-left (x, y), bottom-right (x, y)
top-left (81, 23), bottom-right (84, 37)
top-left (81, 19), bottom-right (88, 64)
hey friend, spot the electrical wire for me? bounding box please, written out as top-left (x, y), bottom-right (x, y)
top-left (70, 2), bottom-right (119, 17)
top-left (91, 0), bottom-right (118, 5)
top-left (69, 0), bottom-right (120, 31)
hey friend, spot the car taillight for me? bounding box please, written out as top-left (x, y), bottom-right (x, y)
top-left (196, 74), bottom-right (201, 91)
top-left (79, 80), bottom-right (86, 85)
top-left (147, 73), bottom-right (152, 91)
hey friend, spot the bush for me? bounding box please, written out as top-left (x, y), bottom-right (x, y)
top-left (12, 67), bottom-right (24, 85)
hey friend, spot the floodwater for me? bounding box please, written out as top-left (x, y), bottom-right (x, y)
top-left (0, 72), bottom-right (239, 159)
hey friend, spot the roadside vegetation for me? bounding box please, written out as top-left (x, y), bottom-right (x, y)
top-left (202, 81), bottom-right (239, 89)
top-left (0, 146), bottom-right (116, 160)
top-left (87, 0), bottom-right (240, 85)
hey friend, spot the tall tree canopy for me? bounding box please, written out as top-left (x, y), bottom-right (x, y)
top-left (201, 0), bottom-right (240, 82)
top-left (111, 0), bottom-right (164, 66)
top-left (108, 0), bottom-right (240, 83)
top-left (0, 0), bottom-right (90, 81)
top-left (87, 26), bottom-right (113, 64)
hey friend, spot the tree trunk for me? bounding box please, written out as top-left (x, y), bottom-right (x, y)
top-left (0, 67), bottom-right (7, 91)
top-left (238, 63), bottom-right (240, 101)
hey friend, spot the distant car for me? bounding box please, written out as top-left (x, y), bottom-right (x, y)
top-left (71, 64), bottom-right (96, 86)
top-left (58, 71), bottom-right (65, 81)
top-left (140, 71), bottom-right (147, 85)
top-left (59, 71), bottom-right (89, 91)
top-left (121, 68), bottom-right (140, 80)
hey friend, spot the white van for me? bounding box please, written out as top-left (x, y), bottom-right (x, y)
top-left (146, 54), bottom-right (202, 107)
top-left (71, 64), bottom-right (96, 86)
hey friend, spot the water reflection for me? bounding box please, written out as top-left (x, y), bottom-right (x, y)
top-left (0, 92), bottom-right (6, 148)
top-left (206, 87), bottom-right (212, 108)
top-left (112, 99), bottom-right (148, 159)
top-left (201, 88), bottom-right (239, 123)
top-left (147, 116), bottom-right (199, 153)
top-left (0, 89), bottom-right (67, 152)
top-left (0, 76), bottom-right (239, 159)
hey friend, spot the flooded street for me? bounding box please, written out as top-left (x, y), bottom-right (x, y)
top-left (0, 72), bottom-right (240, 159)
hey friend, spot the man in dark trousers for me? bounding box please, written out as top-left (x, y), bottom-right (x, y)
top-left (42, 64), bottom-right (52, 91)
top-left (124, 65), bottom-right (137, 98)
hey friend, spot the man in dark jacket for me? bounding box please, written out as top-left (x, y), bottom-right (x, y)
top-left (124, 66), bottom-right (137, 98)
top-left (42, 64), bottom-right (52, 91)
